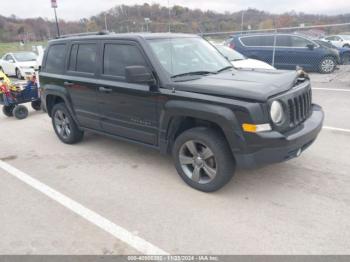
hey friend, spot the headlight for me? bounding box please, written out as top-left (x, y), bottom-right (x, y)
top-left (270, 101), bottom-right (284, 124)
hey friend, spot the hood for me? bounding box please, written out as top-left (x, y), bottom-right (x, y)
top-left (232, 59), bottom-right (276, 70)
top-left (16, 61), bottom-right (37, 68)
top-left (171, 69), bottom-right (299, 102)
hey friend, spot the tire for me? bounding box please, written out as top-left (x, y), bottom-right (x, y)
top-left (172, 127), bottom-right (235, 192)
top-left (2, 105), bottom-right (15, 117)
top-left (343, 44), bottom-right (350, 48)
top-left (319, 56), bottom-right (336, 74)
top-left (31, 100), bottom-right (42, 111)
top-left (13, 105), bottom-right (28, 120)
top-left (16, 68), bottom-right (23, 79)
top-left (51, 103), bottom-right (84, 144)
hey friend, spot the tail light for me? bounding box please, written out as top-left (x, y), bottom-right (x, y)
top-left (229, 42), bottom-right (235, 49)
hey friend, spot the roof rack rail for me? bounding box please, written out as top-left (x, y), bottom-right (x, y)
top-left (56, 30), bottom-right (110, 39)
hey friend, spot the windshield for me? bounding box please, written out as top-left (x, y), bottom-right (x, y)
top-left (340, 35), bottom-right (350, 40)
top-left (13, 52), bottom-right (37, 62)
top-left (147, 37), bottom-right (231, 77)
top-left (215, 45), bottom-right (245, 61)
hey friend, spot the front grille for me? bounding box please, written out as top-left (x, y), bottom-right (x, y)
top-left (270, 80), bottom-right (312, 132)
top-left (287, 88), bottom-right (312, 127)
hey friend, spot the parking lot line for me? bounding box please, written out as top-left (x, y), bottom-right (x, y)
top-left (313, 88), bottom-right (350, 92)
top-left (323, 126), bottom-right (350, 133)
top-left (0, 160), bottom-right (168, 255)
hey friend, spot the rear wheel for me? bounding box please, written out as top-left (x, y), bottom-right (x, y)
top-left (343, 44), bottom-right (350, 48)
top-left (2, 105), bottom-right (15, 117)
top-left (173, 127), bottom-right (235, 192)
top-left (13, 105), bottom-right (28, 120)
top-left (51, 103), bottom-right (84, 144)
top-left (31, 100), bottom-right (42, 111)
top-left (319, 57), bottom-right (336, 74)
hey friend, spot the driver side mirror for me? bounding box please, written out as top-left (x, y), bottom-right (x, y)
top-left (306, 44), bottom-right (315, 50)
top-left (125, 66), bottom-right (155, 85)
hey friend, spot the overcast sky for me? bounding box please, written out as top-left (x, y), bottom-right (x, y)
top-left (1, 0), bottom-right (350, 21)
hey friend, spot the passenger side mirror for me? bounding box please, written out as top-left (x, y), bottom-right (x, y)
top-left (125, 66), bottom-right (155, 85)
top-left (8, 59), bottom-right (15, 63)
top-left (306, 44), bottom-right (315, 50)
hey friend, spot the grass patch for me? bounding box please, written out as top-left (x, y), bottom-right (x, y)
top-left (0, 41), bottom-right (47, 57)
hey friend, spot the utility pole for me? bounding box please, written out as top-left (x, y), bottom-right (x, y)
top-left (168, 0), bottom-right (171, 32)
top-left (51, 0), bottom-right (60, 37)
top-left (104, 14), bottom-right (108, 31)
top-left (240, 10), bottom-right (245, 34)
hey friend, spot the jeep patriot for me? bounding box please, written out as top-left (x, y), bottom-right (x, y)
top-left (40, 32), bottom-right (324, 192)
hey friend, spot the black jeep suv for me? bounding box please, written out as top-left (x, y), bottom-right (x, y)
top-left (40, 32), bottom-right (324, 192)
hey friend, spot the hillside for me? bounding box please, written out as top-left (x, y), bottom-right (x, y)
top-left (1, 3), bottom-right (350, 42)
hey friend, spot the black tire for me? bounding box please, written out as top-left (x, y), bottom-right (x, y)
top-left (51, 103), bottom-right (84, 144)
top-left (16, 68), bottom-right (23, 79)
top-left (172, 127), bottom-right (235, 192)
top-left (31, 100), bottom-right (42, 111)
top-left (343, 44), bottom-right (350, 48)
top-left (2, 105), bottom-right (15, 117)
top-left (13, 105), bottom-right (28, 120)
top-left (319, 56), bottom-right (336, 74)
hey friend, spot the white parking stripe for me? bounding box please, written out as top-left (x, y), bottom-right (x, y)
top-left (0, 160), bottom-right (168, 255)
top-left (323, 126), bottom-right (350, 133)
top-left (313, 88), bottom-right (350, 92)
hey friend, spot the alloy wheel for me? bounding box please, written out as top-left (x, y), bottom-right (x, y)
top-left (54, 110), bottom-right (71, 139)
top-left (179, 140), bottom-right (217, 184)
top-left (321, 59), bottom-right (335, 73)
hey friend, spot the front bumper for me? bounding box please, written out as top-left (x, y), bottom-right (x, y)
top-left (235, 104), bottom-right (324, 168)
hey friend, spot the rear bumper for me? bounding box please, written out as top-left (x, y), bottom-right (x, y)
top-left (235, 104), bottom-right (324, 168)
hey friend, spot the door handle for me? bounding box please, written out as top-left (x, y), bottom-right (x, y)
top-left (99, 86), bottom-right (113, 93)
top-left (64, 81), bottom-right (74, 86)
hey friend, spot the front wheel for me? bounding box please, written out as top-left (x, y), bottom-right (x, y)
top-left (13, 105), bottom-right (28, 120)
top-left (319, 57), bottom-right (336, 74)
top-left (2, 105), bottom-right (15, 117)
top-left (51, 103), bottom-right (84, 144)
top-left (173, 127), bottom-right (235, 192)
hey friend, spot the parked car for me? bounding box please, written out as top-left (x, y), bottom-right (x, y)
top-left (229, 33), bottom-right (340, 73)
top-left (0, 52), bottom-right (38, 79)
top-left (40, 32), bottom-right (324, 192)
top-left (321, 35), bottom-right (350, 49)
top-left (315, 39), bottom-right (350, 65)
top-left (215, 44), bottom-right (275, 70)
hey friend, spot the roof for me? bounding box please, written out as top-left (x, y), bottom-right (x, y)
top-left (49, 32), bottom-right (199, 43)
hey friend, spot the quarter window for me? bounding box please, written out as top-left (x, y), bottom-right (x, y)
top-left (45, 44), bottom-right (66, 74)
top-left (103, 44), bottom-right (147, 78)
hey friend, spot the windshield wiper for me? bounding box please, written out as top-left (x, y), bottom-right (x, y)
top-left (171, 71), bottom-right (216, 79)
top-left (217, 66), bottom-right (234, 73)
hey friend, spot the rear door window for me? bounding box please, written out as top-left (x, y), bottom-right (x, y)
top-left (45, 44), bottom-right (66, 74)
top-left (276, 35), bottom-right (292, 47)
top-left (76, 44), bottom-right (96, 74)
top-left (240, 35), bottom-right (274, 47)
top-left (103, 43), bottom-right (147, 78)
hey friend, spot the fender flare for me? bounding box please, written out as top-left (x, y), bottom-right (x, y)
top-left (159, 100), bottom-right (246, 154)
top-left (43, 84), bottom-right (78, 124)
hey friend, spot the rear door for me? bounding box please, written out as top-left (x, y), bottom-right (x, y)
top-left (64, 41), bottom-right (101, 130)
top-left (2, 54), bottom-right (16, 75)
top-left (96, 40), bottom-right (159, 146)
top-left (239, 35), bottom-right (274, 65)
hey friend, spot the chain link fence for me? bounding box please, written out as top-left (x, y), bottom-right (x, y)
top-left (202, 23), bottom-right (350, 74)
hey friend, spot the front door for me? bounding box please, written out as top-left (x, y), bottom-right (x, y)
top-left (96, 41), bottom-right (159, 146)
